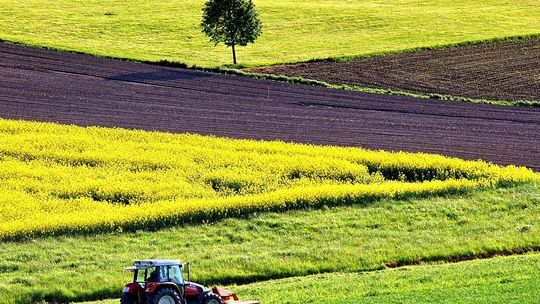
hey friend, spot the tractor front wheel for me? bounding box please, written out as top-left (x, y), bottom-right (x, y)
top-left (147, 288), bottom-right (182, 304)
top-left (200, 292), bottom-right (222, 304)
top-left (120, 292), bottom-right (139, 304)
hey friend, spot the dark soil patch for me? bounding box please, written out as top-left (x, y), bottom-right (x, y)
top-left (248, 38), bottom-right (540, 102)
top-left (0, 43), bottom-right (539, 170)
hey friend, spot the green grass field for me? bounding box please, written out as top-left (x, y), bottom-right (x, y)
top-left (0, 0), bottom-right (538, 66)
top-left (1, 1), bottom-right (540, 302)
top-left (1, 182), bottom-right (538, 303)
top-left (0, 121), bottom-right (538, 303)
top-left (232, 253), bottom-right (540, 304)
top-left (84, 252), bottom-right (540, 304)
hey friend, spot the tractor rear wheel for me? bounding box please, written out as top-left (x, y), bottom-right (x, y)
top-left (120, 292), bottom-right (139, 304)
top-left (147, 287), bottom-right (182, 304)
top-left (201, 292), bottom-right (221, 304)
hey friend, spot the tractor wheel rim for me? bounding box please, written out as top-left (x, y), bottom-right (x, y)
top-left (208, 299), bottom-right (220, 304)
top-left (158, 295), bottom-right (176, 304)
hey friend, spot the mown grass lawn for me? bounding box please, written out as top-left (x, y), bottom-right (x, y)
top-left (0, 0), bottom-right (538, 66)
top-left (1, 182), bottom-right (538, 303)
top-left (232, 253), bottom-right (540, 304)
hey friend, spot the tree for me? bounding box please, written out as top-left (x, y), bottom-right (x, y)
top-left (201, 0), bottom-right (262, 65)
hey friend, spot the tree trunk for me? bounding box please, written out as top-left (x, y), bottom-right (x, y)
top-left (232, 44), bottom-right (237, 65)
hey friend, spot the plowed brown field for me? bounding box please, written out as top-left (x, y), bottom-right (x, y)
top-left (1, 43), bottom-right (539, 170)
top-left (249, 38), bottom-right (540, 102)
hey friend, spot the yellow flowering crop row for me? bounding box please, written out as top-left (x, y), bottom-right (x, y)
top-left (0, 118), bottom-right (536, 240)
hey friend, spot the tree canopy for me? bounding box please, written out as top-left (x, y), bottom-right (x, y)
top-left (201, 0), bottom-right (262, 64)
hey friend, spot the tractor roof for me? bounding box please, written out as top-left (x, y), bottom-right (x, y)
top-left (125, 260), bottom-right (184, 270)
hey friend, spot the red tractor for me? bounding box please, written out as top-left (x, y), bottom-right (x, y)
top-left (121, 260), bottom-right (259, 304)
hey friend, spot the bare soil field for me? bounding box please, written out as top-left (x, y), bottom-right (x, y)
top-left (248, 38), bottom-right (540, 102)
top-left (1, 43), bottom-right (539, 170)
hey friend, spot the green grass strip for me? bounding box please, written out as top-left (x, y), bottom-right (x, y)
top-left (78, 252), bottom-right (540, 304)
top-left (232, 253), bottom-right (540, 304)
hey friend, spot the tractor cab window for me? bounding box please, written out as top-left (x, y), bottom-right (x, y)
top-left (146, 267), bottom-right (161, 282)
top-left (135, 269), bottom-right (147, 283)
top-left (144, 265), bottom-right (184, 284)
top-left (159, 266), bottom-right (168, 282)
top-left (168, 265), bottom-right (184, 285)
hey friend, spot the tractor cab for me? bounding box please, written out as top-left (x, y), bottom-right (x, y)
top-left (130, 260), bottom-right (185, 285)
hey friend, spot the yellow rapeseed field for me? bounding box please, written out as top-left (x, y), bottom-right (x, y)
top-left (0, 118), bottom-right (536, 240)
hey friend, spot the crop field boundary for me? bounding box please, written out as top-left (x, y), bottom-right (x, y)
top-left (1, 118), bottom-right (537, 241)
top-left (2, 152), bottom-right (525, 242)
top-left (1, 34), bottom-right (538, 107)
top-left (210, 68), bottom-right (540, 108)
top-left (243, 34), bottom-right (540, 106)
top-left (0, 181), bottom-right (495, 242)
top-left (1, 32), bottom-right (537, 68)
top-left (264, 33), bottom-right (540, 65)
top-left (3, 44), bottom-right (539, 169)
top-left (224, 246), bottom-right (540, 293)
